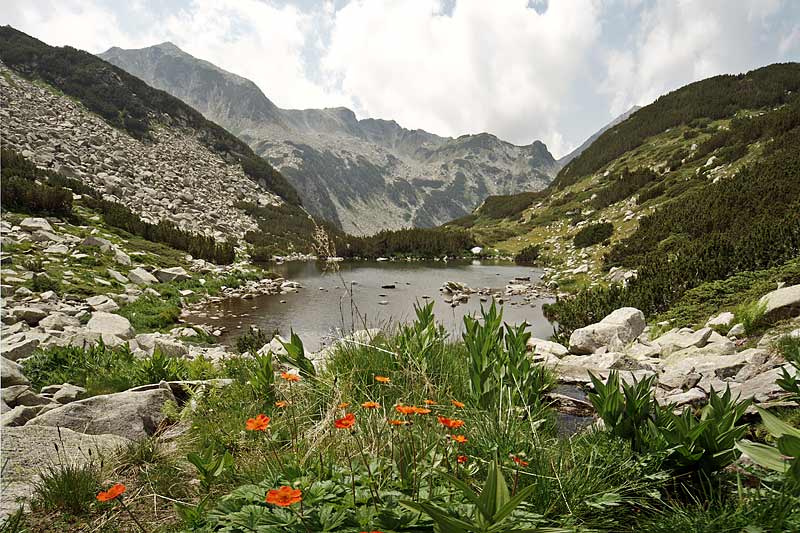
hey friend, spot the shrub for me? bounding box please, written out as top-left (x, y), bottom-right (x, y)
top-left (514, 244), bottom-right (541, 265)
top-left (573, 222), bottom-right (614, 248)
top-left (31, 273), bottom-right (60, 294)
top-left (1, 175), bottom-right (73, 216)
top-left (117, 293), bottom-right (181, 331)
top-left (733, 299), bottom-right (768, 335)
top-left (235, 326), bottom-right (272, 354)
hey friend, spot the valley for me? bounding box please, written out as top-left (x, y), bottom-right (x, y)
top-left (1, 23), bottom-right (799, 533)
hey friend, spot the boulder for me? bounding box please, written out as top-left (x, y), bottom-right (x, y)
top-left (19, 218), bottom-right (53, 233)
top-left (1, 338), bottom-right (40, 361)
top-left (44, 243), bottom-right (69, 254)
top-left (153, 266), bottom-right (191, 283)
top-left (81, 235), bottom-right (113, 251)
top-left (86, 295), bottom-right (120, 312)
top-left (1, 357), bottom-right (29, 386)
top-left (10, 307), bottom-right (48, 326)
top-left (568, 307), bottom-right (645, 354)
top-left (1, 405), bottom-right (46, 427)
top-left (706, 312), bottom-right (735, 328)
top-left (659, 387), bottom-right (707, 408)
top-left (26, 387), bottom-right (176, 441)
top-left (53, 383), bottom-right (87, 404)
top-left (0, 425), bottom-right (129, 516)
top-left (653, 327), bottom-right (713, 357)
top-left (759, 285), bottom-right (800, 322)
top-left (727, 323), bottom-right (745, 338)
top-left (107, 268), bottom-right (129, 284)
top-left (128, 267), bottom-right (159, 286)
top-left (153, 336), bottom-right (189, 357)
top-left (86, 312), bottom-right (134, 340)
top-left (114, 249), bottom-right (132, 266)
top-left (39, 312), bottom-right (80, 331)
top-left (527, 337), bottom-right (568, 357)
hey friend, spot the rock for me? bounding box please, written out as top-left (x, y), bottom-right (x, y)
top-left (43, 243), bottom-right (69, 254)
top-left (1, 385), bottom-right (31, 406)
top-left (470, 246), bottom-right (483, 255)
top-left (1, 338), bottom-right (40, 361)
top-left (527, 337), bottom-right (568, 357)
top-left (706, 312), bottom-right (735, 328)
top-left (653, 327), bottom-right (713, 357)
top-left (258, 336), bottom-right (287, 357)
top-left (727, 323), bottom-right (745, 337)
top-left (81, 235), bottom-right (113, 251)
top-left (0, 425), bottom-right (129, 516)
top-left (1, 357), bottom-right (29, 386)
top-left (658, 371), bottom-right (701, 391)
top-left (86, 294), bottom-right (120, 312)
top-left (381, 284), bottom-right (396, 289)
top-left (26, 387), bottom-right (176, 441)
top-left (128, 267), bottom-right (159, 285)
top-left (659, 387), bottom-right (707, 408)
top-left (19, 217), bottom-right (53, 232)
top-left (1, 405), bottom-right (46, 427)
top-left (114, 248), bottom-right (132, 266)
top-left (86, 312), bottom-right (134, 340)
top-left (10, 307), bottom-right (48, 326)
top-left (0, 284), bottom-right (14, 297)
top-left (107, 268), bottom-right (128, 284)
top-left (758, 285), bottom-right (800, 322)
top-left (568, 307), bottom-right (646, 355)
top-left (7, 388), bottom-right (52, 407)
top-left (154, 266), bottom-right (191, 283)
top-left (728, 365), bottom-right (797, 403)
top-left (53, 383), bottom-right (87, 404)
top-left (153, 336), bottom-right (189, 357)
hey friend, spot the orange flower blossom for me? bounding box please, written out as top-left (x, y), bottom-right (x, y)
top-left (275, 401), bottom-right (288, 408)
top-left (375, 375), bottom-right (391, 383)
top-left (280, 372), bottom-right (301, 382)
top-left (246, 414), bottom-right (271, 431)
top-left (437, 416), bottom-right (465, 429)
top-left (335, 413), bottom-right (356, 429)
top-left (395, 404), bottom-right (416, 415)
top-left (451, 399), bottom-right (465, 408)
top-left (388, 419), bottom-right (408, 426)
top-left (361, 401), bottom-right (381, 409)
top-left (451, 434), bottom-right (468, 444)
top-left (265, 486), bottom-right (303, 507)
top-left (457, 455), bottom-right (468, 464)
top-left (424, 399), bottom-right (437, 405)
top-left (338, 402), bottom-right (351, 409)
top-left (97, 483), bottom-right (126, 502)
top-left (512, 456), bottom-right (529, 467)
top-left (412, 407), bottom-right (431, 415)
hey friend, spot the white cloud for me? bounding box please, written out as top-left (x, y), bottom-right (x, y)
top-left (322, 0), bottom-right (602, 152)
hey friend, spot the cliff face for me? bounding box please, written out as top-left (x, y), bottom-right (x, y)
top-left (101, 43), bottom-right (558, 234)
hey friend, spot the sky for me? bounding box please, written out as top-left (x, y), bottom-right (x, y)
top-left (3, 0), bottom-right (800, 157)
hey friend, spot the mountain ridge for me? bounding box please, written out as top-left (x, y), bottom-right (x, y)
top-left (100, 42), bottom-right (559, 234)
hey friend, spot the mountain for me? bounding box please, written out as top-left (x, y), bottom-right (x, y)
top-left (0, 26), bottom-right (324, 255)
top-left (558, 105), bottom-right (641, 166)
top-left (99, 43), bottom-right (558, 234)
top-left (446, 62), bottom-right (800, 336)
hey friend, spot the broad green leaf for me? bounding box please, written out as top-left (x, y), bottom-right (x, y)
top-left (756, 406), bottom-right (800, 439)
top-left (736, 440), bottom-right (789, 473)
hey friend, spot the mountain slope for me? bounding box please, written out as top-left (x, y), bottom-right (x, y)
top-left (100, 43), bottom-right (558, 234)
top-left (558, 105), bottom-right (641, 166)
top-left (446, 62), bottom-right (800, 335)
top-left (0, 26), bottom-right (322, 253)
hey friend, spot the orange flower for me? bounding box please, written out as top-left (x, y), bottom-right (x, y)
top-left (265, 486), bottom-right (302, 507)
top-left (281, 372), bottom-right (301, 382)
top-left (338, 402), bottom-right (351, 409)
top-left (412, 407), bottom-right (431, 415)
top-left (361, 401), bottom-right (381, 409)
top-left (395, 404), bottom-right (416, 415)
top-left (424, 399), bottom-right (437, 405)
top-left (512, 456), bottom-right (529, 467)
top-left (388, 419), bottom-right (408, 426)
top-left (375, 375), bottom-right (391, 383)
top-left (275, 401), bottom-right (288, 408)
top-left (457, 455), bottom-right (468, 464)
top-left (246, 414), bottom-right (271, 431)
top-left (97, 483), bottom-right (126, 502)
top-left (451, 399), bottom-right (465, 408)
top-left (335, 413), bottom-right (356, 429)
top-left (437, 416), bottom-right (465, 429)
top-left (451, 434), bottom-right (468, 444)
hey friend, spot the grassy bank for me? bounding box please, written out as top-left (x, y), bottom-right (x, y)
top-left (12, 303), bottom-right (799, 532)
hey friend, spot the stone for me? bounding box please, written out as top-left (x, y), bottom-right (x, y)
top-left (107, 268), bottom-right (129, 283)
top-left (53, 383), bottom-right (87, 404)
top-left (653, 327), bottom-right (713, 357)
top-left (727, 323), bottom-right (745, 337)
top-left (568, 307), bottom-right (646, 354)
top-left (706, 312), bottom-right (735, 328)
top-left (659, 387), bottom-right (707, 408)
top-left (1, 338), bottom-right (40, 361)
top-left (727, 365), bottom-right (797, 403)
top-left (86, 294), bottom-right (120, 312)
top-left (43, 243), bottom-right (69, 254)
top-left (153, 266), bottom-right (191, 283)
top-left (19, 217), bottom-right (53, 232)
top-left (527, 337), bottom-right (569, 357)
top-left (1, 357), bottom-right (29, 386)
top-left (39, 312), bottom-right (80, 331)
top-left (86, 312), bottom-right (134, 340)
top-left (1, 405), bottom-right (45, 427)
top-left (658, 371), bottom-right (701, 391)
top-left (128, 267), bottom-right (159, 285)
top-left (27, 387), bottom-right (176, 441)
top-left (0, 425), bottom-right (129, 516)
top-left (758, 285), bottom-right (800, 322)
top-left (81, 235), bottom-right (113, 251)
top-left (153, 336), bottom-right (189, 357)
top-left (7, 388), bottom-right (52, 407)
top-left (10, 307), bottom-right (48, 326)
top-left (114, 248), bottom-right (132, 266)
top-left (0, 284), bottom-right (14, 297)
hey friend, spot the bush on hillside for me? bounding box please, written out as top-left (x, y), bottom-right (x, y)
top-left (573, 222), bottom-right (614, 248)
top-left (514, 244), bottom-right (541, 265)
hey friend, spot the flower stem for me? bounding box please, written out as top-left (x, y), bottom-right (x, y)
top-left (118, 499), bottom-right (147, 533)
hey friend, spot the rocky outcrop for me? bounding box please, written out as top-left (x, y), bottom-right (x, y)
top-left (568, 307), bottom-right (646, 354)
top-left (759, 284), bottom-right (800, 322)
top-left (86, 312), bottom-right (134, 340)
top-left (26, 387), bottom-right (176, 441)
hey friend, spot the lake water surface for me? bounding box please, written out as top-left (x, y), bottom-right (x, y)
top-left (187, 260), bottom-right (555, 352)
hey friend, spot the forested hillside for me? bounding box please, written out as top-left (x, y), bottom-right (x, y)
top-left (447, 62), bottom-right (800, 338)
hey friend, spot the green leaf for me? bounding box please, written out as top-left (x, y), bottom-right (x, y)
top-left (736, 440), bottom-right (789, 473)
top-left (777, 434), bottom-right (800, 458)
top-left (756, 406), bottom-right (800, 439)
